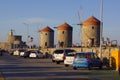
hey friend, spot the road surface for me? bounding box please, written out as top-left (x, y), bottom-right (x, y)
top-left (0, 53), bottom-right (119, 80)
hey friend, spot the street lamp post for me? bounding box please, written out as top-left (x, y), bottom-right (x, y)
top-left (53, 27), bottom-right (58, 48)
top-left (23, 23), bottom-right (30, 47)
top-left (100, 0), bottom-right (103, 59)
top-left (23, 23), bottom-right (29, 38)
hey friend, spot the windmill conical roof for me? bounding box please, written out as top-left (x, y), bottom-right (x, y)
top-left (82, 16), bottom-right (100, 26)
top-left (57, 22), bottom-right (73, 30)
top-left (39, 26), bottom-right (54, 32)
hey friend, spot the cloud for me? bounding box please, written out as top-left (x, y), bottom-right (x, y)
top-left (22, 17), bottom-right (60, 25)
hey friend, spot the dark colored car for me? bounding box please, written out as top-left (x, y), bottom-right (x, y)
top-left (0, 50), bottom-right (3, 56)
top-left (23, 51), bottom-right (31, 58)
top-left (0, 49), bottom-right (6, 56)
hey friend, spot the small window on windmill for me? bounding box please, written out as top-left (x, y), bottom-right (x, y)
top-left (92, 26), bottom-right (94, 29)
top-left (45, 33), bottom-right (47, 35)
top-left (62, 31), bottom-right (64, 34)
top-left (45, 42), bottom-right (47, 46)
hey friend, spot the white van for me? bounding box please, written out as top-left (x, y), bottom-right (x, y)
top-left (52, 49), bottom-right (75, 64)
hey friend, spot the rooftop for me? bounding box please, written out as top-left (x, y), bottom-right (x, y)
top-left (82, 16), bottom-right (100, 26)
top-left (57, 22), bottom-right (73, 30)
top-left (39, 26), bottom-right (54, 32)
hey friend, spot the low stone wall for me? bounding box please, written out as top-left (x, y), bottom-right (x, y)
top-left (40, 47), bottom-right (119, 59)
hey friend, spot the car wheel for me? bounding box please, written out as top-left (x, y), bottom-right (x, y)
top-left (73, 67), bottom-right (77, 70)
top-left (52, 60), bottom-right (55, 62)
top-left (37, 56), bottom-right (39, 59)
top-left (0, 53), bottom-right (2, 56)
top-left (99, 66), bottom-right (102, 69)
top-left (56, 61), bottom-right (60, 64)
top-left (24, 56), bottom-right (26, 58)
top-left (65, 64), bottom-right (69, 67)
top-left (41, 56), bottom-right (44, 59)
top-left (88, 64), bottom-right (92, 70)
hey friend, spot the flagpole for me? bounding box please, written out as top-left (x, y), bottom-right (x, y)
top-left (100, 0), bottom-right (103, 59)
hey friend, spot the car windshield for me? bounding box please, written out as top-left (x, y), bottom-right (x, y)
top-left (76, 52), bottom-right (99, 59)
top-left (66, 52), bottom-right (75, 56)
top-left (54, 49), bottom-right (75, 54)
top-left (31, 50), bottom-right (40, 53)
top-left (65, 50), bottom-right (75, 54)
top-left (76, 53), bottom-right (86, 58)
top-left (19, 50), bottom-right (26, 52)
top-left (54, 50), bottom-right (64, 54)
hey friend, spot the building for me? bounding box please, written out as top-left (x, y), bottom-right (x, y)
top-left (81, 16), bottom-right (100, 47)
top-left (57, 22), bottom-right (73, 47)
top-left (0, 29), bottom-right (26, 50)
top-left (39, 26), bottom-right (54, 48)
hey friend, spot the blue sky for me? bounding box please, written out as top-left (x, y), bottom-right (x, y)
top-left (0, 0), bottom-right (120, 46)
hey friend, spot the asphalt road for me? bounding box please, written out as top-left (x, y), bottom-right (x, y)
top-left (0, 53), bottom-right (120, 80)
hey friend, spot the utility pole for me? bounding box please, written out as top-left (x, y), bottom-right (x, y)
top-left (100, 0), bottom-right (103, 59)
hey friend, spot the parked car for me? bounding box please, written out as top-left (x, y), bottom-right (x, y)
top-left (52, 49), bottom-right (76, 64)
top-left (64, 52), bottom-right (76, 67)
top-left (13, 49), bottom-right (26, 56)
top-left (19, 50), bottom-right (26, 57)
top-left (13, 50), bottom-right (20, 56)
top-left (0, 49), bottom-right (4, 56)
top-left (23, 50), bottom-right (31, 58)
top-left (72, 52), bottom-right (103, 70)
top-left (8, 50), bottom-right (14, 55)
top-left (29, 50), bottom-right (44, 58)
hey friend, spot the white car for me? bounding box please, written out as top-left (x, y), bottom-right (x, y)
top-left (64, 52), bottom-right (76, 67)
top-left (13, 50), bottom-right (20, 56)
top-left (13, 49), bottom-right (26, 56)
top-left (29, 50), bottom-right (44, 58)
top-left (52, 49), bottom-right (75, 64)
top-left (19, 50), bottom-right (26, 57)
